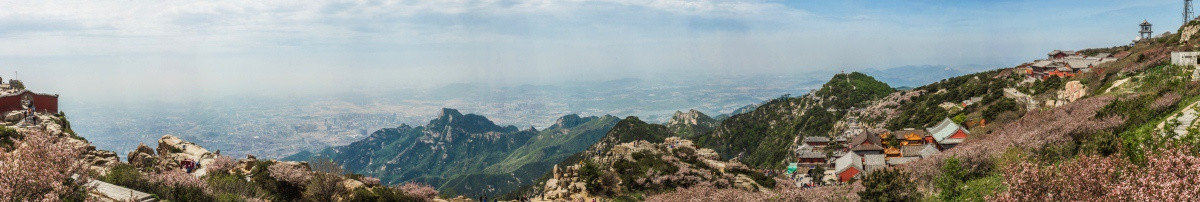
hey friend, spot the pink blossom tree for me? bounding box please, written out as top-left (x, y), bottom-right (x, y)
top-left (0, 130), bottom-right (89, 201)
top-left (398, 182), bottom-right (438, 201)
top-left (268, 162), bottom-right (311, 184)
top-left (206, 155), bottom-right (237, 174)
top-left (147, 169), bottom-right (209, 191)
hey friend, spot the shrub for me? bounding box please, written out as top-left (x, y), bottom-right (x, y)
top-left (250, 161), bottom-right (303, 201)
top-left (348, 187), bottom-right (417, 202)
top-left (859, 169), bottom-right (922, 202)
top-left (100, 164), bottom-right (216, 201)
top-left (205, 172), bottom-right (262, 199)
top-left (935, 157), bottom-right (993, 200)
top-left (0, 126), bottom-right (22, 150)
top-left (578, 160), bottom-right (604, 195)
top-left (982, 98), bottom-right (1019, 121)
top-left (360, 177), bottom-right (381, 187)
top-left (304, 158), bottom-right (347, 201)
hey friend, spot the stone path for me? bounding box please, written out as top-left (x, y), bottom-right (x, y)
top-left (86, 180), bottom-right (156, 202)
top-left (1174, 111), bottom-right (1197, 136)
top-left (1158, 100), bottom-right (1200, 138)
top-left (1193, 66), bottom-right (1200, 81)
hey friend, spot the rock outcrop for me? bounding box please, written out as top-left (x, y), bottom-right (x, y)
top-left (5, 112), bottom-right (119, 174)
top-left (1057, 81), bottom-right (1087, 103)
top-left (539, 137), bottom-right (760, 201)
top-left (80, 146), bottom-right (120, 174)
top-left (127, 143), bottom-right (157, 168)
top-left (156, 135), bottom-right (218, 176)
top-left (3, 111), bottom-right (22, 123)
top-left (1182, 21), bottom-right (1200, 43)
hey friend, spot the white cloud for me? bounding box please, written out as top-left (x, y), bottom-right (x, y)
top-left (0, 0), bottom-right (804, 57)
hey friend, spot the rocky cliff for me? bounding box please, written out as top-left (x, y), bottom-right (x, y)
top-left (538, 137), bottom-right (765, 201)
top-left (665, 109), bottom-right (718, 138)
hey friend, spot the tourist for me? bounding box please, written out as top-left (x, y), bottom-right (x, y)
top-left (183, 159), bottom-right (195, 173)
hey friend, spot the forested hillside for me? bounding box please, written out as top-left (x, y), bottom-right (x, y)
top-left (286, 109), bottom-right (619, 197)
top-left (695, 72), bottom-right (893, 168)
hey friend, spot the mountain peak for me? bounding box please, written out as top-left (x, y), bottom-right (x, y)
top-left (426, 108), bottom-right (506, 134)
top-left (668, 109), bottom-right (714, 127)
top-left (666, 109), bottom-right (718, 138)
top-left (552, 114), bottom-right (585, 129)
top-left (438, 108), bottom-right (463, 120)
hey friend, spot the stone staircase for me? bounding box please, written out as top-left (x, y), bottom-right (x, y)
top-left (86, 180), bottom-right (156, 202)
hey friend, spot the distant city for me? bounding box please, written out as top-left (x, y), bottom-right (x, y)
top-left (68, 74), bottom-right (831, 159)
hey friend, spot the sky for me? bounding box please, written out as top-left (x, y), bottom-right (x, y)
top-left (0, 0), bottom-right (1186, 103)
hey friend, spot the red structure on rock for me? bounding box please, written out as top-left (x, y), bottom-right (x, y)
top-left (0, 90), bottom-right (58, 113)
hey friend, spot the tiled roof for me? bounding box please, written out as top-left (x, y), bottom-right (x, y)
top-left (798, 150), bottom-right (826, 159)
top-left (834, 153), bottom-right (862, 174)
top-left (804, 136), bottom-right (831, 143)
top-left (901, 145), bottom-right (926, 157)
top-left (919, 144), bottom-right (941, 158)
top-left (893, 129), bottom-right (929, 140)
top-left (887, 157), bottom-right (919, 166)
top-left (927, 118), bottom-right (968, 142)
top-left (851, 132), bottom-right (882, 146)
top-left (851, 144), bottom-right (884, 151)
top-left (863, 154), bottom-right (886, 166)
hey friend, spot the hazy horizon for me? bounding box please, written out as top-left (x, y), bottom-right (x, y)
top-left (0, 0), bottom-right (1179, 104)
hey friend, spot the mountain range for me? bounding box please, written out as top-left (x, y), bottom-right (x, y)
top-left (286, 109), bottom-right (620, 197)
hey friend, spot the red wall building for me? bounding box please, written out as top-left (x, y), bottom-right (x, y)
top-left (0, 90), bottom-right (58, 113)
top-left (838, 167), bottom-right (860, 182)
top-left (948, 129), bottom-right (968, 139)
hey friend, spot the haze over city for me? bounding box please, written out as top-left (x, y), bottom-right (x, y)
top-left (0, 0), bottom-right (1181, 103)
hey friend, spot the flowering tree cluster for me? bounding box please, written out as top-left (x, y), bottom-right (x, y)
top-left (643, 185), bottom-right (767, 201)
top-left (268, 163), bottom-right (312, 184)
top-left (1151, 92), bottom-right (1182, 111)
top-left (147, 169), bottom-right (209, 190)
top-left (906, 96), bottom-right (1122, 186)
top-left (993, 144), bottom-right (1200, 201)
top-left (207, 155), bottom-right (237, 174)
top-left (0, 130), bottom-right (88, 201)
top-left (645, 178), bottom-right (864, 202)
top-left (398, 182), bottom-right (439, 201)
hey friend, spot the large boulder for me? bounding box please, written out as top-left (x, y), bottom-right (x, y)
top-left (82, 149), bottom-right (120, 174)
top-left (340, 179), bottom-right (366, 191)
top-left (234, 155), bottom-right (258, 174)
top-left (127, 143), bottom-right (158, 169)
top-left (1057, 81), bottom-right (1087, 103)
top-left (3, 111), bottom-right (22, 123)
top-left (156, 135), bottom-right (217, 176)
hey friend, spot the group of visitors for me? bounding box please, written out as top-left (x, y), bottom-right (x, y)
top-left (180, 159), bottom-right (198, 173)
top-left (23, 105), bottom-right (37, 125)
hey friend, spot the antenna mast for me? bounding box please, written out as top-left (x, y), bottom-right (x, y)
top-left (1187, 0), bottom-right (1194, 24)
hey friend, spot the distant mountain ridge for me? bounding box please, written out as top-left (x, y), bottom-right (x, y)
top-left (286, 108), bottom-right (620, 197)
top-left (864, 65), bottom-right (993, 88)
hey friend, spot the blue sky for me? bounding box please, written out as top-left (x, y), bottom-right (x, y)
top-left (0, 0), bottom-right (1184, 102)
